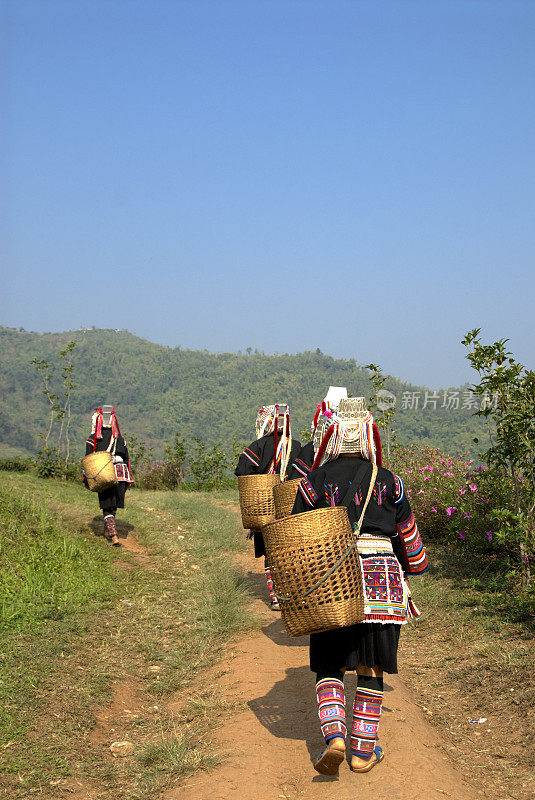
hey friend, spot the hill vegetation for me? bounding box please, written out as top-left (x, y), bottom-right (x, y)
top-left (0, 325), bottom-right (487, 460)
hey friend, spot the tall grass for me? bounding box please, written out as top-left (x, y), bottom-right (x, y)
top-left (0, 487), bottom-right (114, 630)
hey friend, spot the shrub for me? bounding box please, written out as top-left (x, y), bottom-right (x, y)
top-left (0, 457), bottom-right (32, 473)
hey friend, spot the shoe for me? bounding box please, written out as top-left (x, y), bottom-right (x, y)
top-left (350, 745), bottom-right (384, 773)
top-left (270, 599), bottom-right (280, 611)
top-left (314, 745), bottom-right (345, 775)
top-left (110, 534), bottom-right (121, 547)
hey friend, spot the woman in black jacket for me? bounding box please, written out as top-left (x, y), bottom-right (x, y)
top-left (84, 405), bottom-right (133, 546)
top-left (291, 398), bottom-right (428, 776)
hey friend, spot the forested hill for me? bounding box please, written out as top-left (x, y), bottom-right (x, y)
top-left (0, 326), bottom-right (487, 459)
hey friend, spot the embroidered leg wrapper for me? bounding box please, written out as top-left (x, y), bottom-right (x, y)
top-left (103, 513), bottom-right (117, 539)
top-left (264, 562), bottom-right (277, 603)
top-left (351, 675), bottom-right (384, 758)
top-left (316, 678), bottom-right (347, 744)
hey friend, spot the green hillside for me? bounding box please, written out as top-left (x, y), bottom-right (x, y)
top-left (0, 325), bottom-right (487, 459)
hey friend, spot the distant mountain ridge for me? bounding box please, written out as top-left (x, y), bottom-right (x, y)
top-left (0, 326), bottom-right (486, 459)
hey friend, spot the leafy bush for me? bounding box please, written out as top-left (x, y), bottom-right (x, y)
top-left (0, 457), bottom-right (32, 473)
top-left (388, 444), bottom-right (534, 620)
top-left (136, 460), bottom-right (184, 490)
top-left (35, 447), bottom-right (63, 479)
top-left (188, 438), bottom-right (229, 490)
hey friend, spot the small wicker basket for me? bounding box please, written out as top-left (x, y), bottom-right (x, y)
top-left (273, 478), bottom-right (302, 519)
top-left (81, 452), bottom-right (117, 493)
top-left (262, 506), bottom-right (365, 637)
top-left (238, 474), bottom-right (281, 529)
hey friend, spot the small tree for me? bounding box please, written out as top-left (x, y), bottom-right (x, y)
top-left (189, 438), bottom-right (229, 490)
top-left (462, 329), bottom-right (535, 587)
top-left (128, 434), bottom-right (153, 478)
top-left (365, 363), bottom-right (397, 459)
top-left (31, 340), bottom-right (76, 479)
top-left (164, 432), bottom-right (187, 487)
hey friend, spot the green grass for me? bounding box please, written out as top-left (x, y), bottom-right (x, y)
top-left (0, 472), bottom-right (252, 799)
top-left (0, 489), bottom-right (118, 630)
top-left (401, 543), bottom-right (534, 800)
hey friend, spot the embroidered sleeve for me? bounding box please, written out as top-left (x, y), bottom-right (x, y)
top-left (234, 442), bottom-right (262, 476)
top-left (298, 476), bottom-right (319, 507)
top-left (396, 513), bottom-right (429, 574)
top-left (292, 457), bottom-right (311, 478)
top-left (243, 447), bottom-right (260, 467)
top-left (393, 475), bottom-right (405, 503)
top-left (85, 435), bottom-right (95, 455)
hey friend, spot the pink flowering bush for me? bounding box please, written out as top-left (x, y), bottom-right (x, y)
top-left (136, 459), bottom-right (185, 490)
top-left (387, 445), bottom-right (534, 568)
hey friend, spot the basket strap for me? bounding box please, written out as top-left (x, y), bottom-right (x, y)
top-left (86, 459), bottom-right (114, 480)
top-left (275, 464), bottom-right (378, 603)
top-left (353, 463), bottom-right (378, 538)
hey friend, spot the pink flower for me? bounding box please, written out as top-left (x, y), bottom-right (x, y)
top-left (458, 531), bottom-right (466, 539)
top-left (486, 531), bottom-right (493, 541)
top-left (469, 483), bottom-right (477, 492)
top-left (446, 507), bottom-right (457, 516)
top-left (464, 512), bottom-right (470, 519)
top-left (417, 489), bottom-right (424, 495)
top-left (431, 506), bottom-right (437, 513)
top-left (460, 488), bottom-right (466, 495)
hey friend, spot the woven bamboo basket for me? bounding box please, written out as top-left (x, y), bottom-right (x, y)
top-left (81, 452), bottom-right (117, 493)
top-left (238, 474), bottom-right (281, 529)
top-left (273, 478), bottom-right (302, 519)
top-left (262, 506), bottom-right (365, 637)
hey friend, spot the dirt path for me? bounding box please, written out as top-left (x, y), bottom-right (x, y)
top-left (166, 552), bottom-right (478, 800)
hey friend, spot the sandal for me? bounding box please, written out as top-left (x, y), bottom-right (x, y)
top-left (314, 745), bottom-right (345, 775)
top-left (350, 745), bottom-right (384, 773)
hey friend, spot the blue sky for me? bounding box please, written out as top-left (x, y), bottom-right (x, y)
top-left (2, 0), bottom-right (534, 387)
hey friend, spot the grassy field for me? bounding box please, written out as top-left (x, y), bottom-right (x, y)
top-left (400, 544), bottom-right (534, 800)
top-left (0, 472), bottom-right (253, 799)
top-left (1, 471), bottom-right (533, 800)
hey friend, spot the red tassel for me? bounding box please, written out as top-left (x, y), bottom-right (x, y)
top-left (311, 423), bottom-right (335, 470)
top-left (272, 406), bottom-right (279, 474)
top-left (372, 423), bottom-right (383, 468)
top-left (111, 411), bottom-right (121, 438)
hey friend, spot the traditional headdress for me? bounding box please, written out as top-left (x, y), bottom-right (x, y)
top-left (91, 405), bottom-right (121, 440)
top-left (255, 404), bottom-right (293, 480)
top-left (312, 397), bottom-right (382, 468)
top-left (311, 386), bottom-right (348, 431)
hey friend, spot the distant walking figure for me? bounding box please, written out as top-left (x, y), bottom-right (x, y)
top-left (84, 405), bottom-right (133, 546)
top-left (235, 404), bottom-right (301, 609)
top-left (292, 398), bottom-right (428, 775)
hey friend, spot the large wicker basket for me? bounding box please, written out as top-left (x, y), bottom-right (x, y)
top-left (273, 478), bottom-right (302, 519)
top-left (238, 474), bottom-right (281, 529)
top-left (262, 506), bottom-right (365, 637)
top-left (81, 452), bottom-right (117, 493)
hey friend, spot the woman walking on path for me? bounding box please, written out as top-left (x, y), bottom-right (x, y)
top-left (84, 405), bottom-right (133, 546)
top-left (235, 404), bottom-right (301, 609)
top-left (291, 397), bottom-right (428, 775)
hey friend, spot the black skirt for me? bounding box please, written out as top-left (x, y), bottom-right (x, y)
top-left (310, 622), bottom-right (401, 675)
top-left (253, 530), bottom-right (266, 559)
top-left (98, 482), bottom-right (128, 512)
